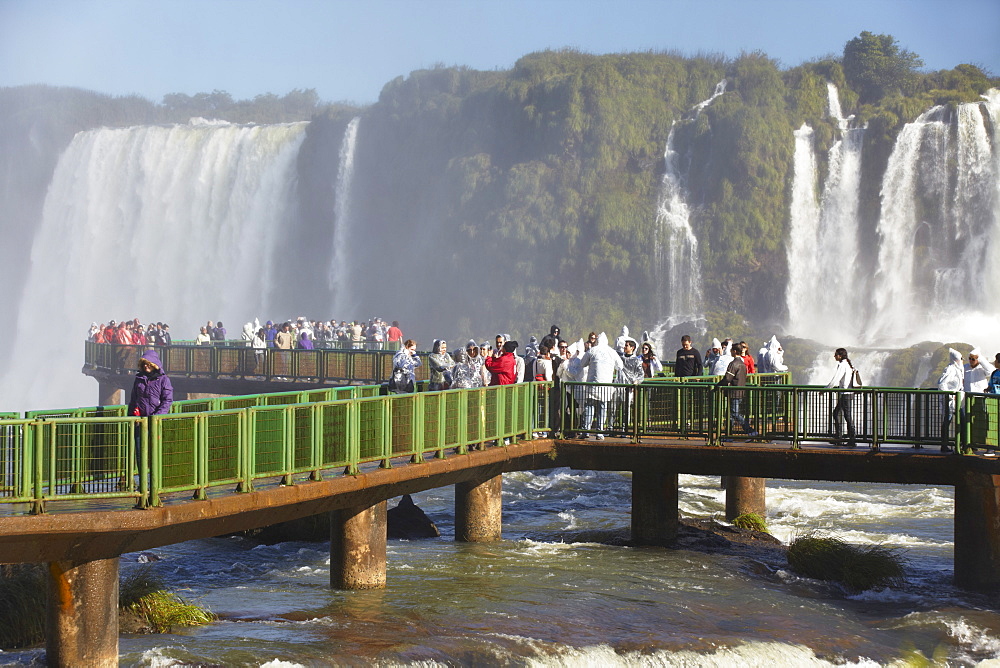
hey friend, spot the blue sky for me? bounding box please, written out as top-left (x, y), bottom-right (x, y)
top-left (1, 0), bottom-right (995, 105)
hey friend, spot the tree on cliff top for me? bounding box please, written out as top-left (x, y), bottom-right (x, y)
top-left (843, 31), bottom-right (924, 104)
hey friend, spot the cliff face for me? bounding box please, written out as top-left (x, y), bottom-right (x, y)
top-left (306, 51), bottom-right (995, 344)
top-left (1, 52), bottom-right (995, 349)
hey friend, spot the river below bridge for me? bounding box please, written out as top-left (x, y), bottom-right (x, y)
top-left (2, 471), bottom-right (998, 666)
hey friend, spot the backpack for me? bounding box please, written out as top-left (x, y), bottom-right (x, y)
top-left (388, 367), bottom-right (411, 394)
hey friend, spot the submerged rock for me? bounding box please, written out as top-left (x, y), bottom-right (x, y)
top-left (240, 494), bottom-right (440, 544)
top-left (387, 494), bottom-right (440, 539)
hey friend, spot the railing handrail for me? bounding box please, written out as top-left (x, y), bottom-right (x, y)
top-left (84, 341), bottom-right (424, 387)
top-left (1, 382), bottom-right (544, 513)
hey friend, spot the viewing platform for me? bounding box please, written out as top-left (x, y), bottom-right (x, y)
top-left (0, 342), bottom-right (997, 666)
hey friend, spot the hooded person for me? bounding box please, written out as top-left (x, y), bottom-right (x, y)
top-left (298, 330), bottom-right (314, 350)
top-left (428, 339), bottom-right (456, 391)
top-left (759, 335), bottom-right (788, 374)
top-left (578, 332), bottom-right (624, 439)
top-left (450, 348), bottom-right (481, 389)
top-left (711, 340), bottom-right (733, 376)
top-left (242, 322), bottom-right (255, 342)
top-left (523, 336), bottom-right (540, 382)
top-left (705, 337), bottom-right (722, 373)
top-left (127, 349), bottom-right (173, 418)
top-left (615, 326), bottom-right (631, 355)
top-left (938, 348), bottom-right (965, 452)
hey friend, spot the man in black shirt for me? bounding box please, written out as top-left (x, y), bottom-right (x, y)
top-left (674, 335), bottom-right (703, 377)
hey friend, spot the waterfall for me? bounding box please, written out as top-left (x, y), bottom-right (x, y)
top-left (785, 83), bottom-right (865, 343)
top-left (784, 124), bottom-right (820, 335)
top-left (652, 80), bottom-right (726, 329)
top-left (329, 117), bottom-right (360, 315)
top-left (872, 91), bottom-right (1000, 344)
top-left (803, 349), bottom-right (893, 387)
top-left (0, 119), bottom-right (308, 412)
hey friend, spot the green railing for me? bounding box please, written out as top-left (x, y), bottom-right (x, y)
top-left (561, 378), bottom-right (968, 450)
top-left (84, 341), bottom-right (424, 385)
top-left (4, 376), bottom-right (996, 514)
top-left (1, 383), bottom-right (544, 513)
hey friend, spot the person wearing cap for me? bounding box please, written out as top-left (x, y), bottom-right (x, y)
top-left (964, 348), bottom-right (995, 393)
top-left (964, 348), bottom-right (995, 453)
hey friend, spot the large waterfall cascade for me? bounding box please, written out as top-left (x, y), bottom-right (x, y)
top-left (785, 83), bottom-right (866, 343)
top-left (328, 117), bottom-right (361, 316)
top-left (872, 89), bottom-right (1000, 345)
top-left (652, 80), bottom-right (727, 331)
top-left (787, 87), bottom-right (1000, 352)
top-left (0, 120), bottom-right (309, 412)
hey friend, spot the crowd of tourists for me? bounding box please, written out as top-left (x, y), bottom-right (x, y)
top-left (88, 320), bottom-right (172, 346)
top-left (95, 317), bottom-right (1000, 454)
top-left (88, 317), bottom-right (404, 349)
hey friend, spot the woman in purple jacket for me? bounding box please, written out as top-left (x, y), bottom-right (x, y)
top-left (128, 350), bottom-right (173, 417)
top-left (128, 350), bottom-right (173, 474)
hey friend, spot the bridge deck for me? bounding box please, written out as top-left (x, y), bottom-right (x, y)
top-left (0, 434), bottom-right (991, 565)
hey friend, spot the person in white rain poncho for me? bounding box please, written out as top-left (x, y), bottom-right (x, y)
top-left (937, 348), bottom-right (965, 453)
top-left (579, 333), bottom-right (623, 440)
top-left (450, 348), bottom-right (482, 389)
top-left (963, 347), bottom-right (995, 454)
top-left (616, 337), bottom-right (645, 433)
top-left (757, 335), bottom-right (788, 374)
top-left (615, 326), bottom-right (631, 355)
top-left (964, 348), bottom-right (995, 393)
top-left (711, 340), bottom-right (734, 376)
top-left (704, 338), bottom-right (722, 374)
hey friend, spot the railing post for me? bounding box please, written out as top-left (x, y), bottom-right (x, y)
top-left (344, 401), bottom-right (360, 476)
top-left (280, 407), bottom-right (294, 486)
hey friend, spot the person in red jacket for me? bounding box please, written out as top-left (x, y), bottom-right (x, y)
top-left (485, 341), bottom-right (518, 385)
top-left (739, 341), bottom-right (756, 374)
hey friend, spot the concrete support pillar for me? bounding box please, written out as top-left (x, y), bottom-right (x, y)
top-left (724, 476), bottom-right (767, 522)
top-left (631, 467), bottom-right (679, 545)
top-left (97, 381), bottom-right (122, 408)
top-left (954, 472), bottom-right (1000, 590)
top-left (46, 557), bottom-right (119, 668)
top-left (455, 474), bottom-right (503, 542)
top-left (330, 501), bottom-right (387, 590)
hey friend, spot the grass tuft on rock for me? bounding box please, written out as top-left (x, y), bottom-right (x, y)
top-left (787, 535), bottom-right (906, 592)
top-left (0, 565), bottom-right (46, 649)
top-left (0, 564), bottom-right (214, 649)
top-left (121, 565), bottom-right (214, 633)
top-left (731, 512), bottom-right (769, 533)
top-left (124, 590), bottom-right (215, 633)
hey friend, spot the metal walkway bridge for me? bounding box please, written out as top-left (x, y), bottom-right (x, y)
top-left (0, 342), bottom-right (998, 666)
